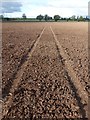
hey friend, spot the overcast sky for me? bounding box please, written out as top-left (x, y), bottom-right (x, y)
top-left (0, 0), bottom-right (90, 18)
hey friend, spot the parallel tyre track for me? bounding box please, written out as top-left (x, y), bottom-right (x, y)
top-left (3, 27), bottom-right (45, 117)
top-left (3, 26), bottom-right (88, 119)
top-left (3, 27), bottom-right (83, 119)
top-left (50, 26), bottom-right (88, 118)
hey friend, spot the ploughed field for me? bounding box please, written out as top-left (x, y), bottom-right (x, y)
top-left (2, 22), bottom-right (89, 119)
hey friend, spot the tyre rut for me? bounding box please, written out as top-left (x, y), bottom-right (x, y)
top-left (3, 26), bottom-right (88, 119)
top-left (50, 26), bottom-right (88, 117)
top-left (3, 27), bottom-right (45, 116)
top-left (4, 27), bottom-right (85, 119)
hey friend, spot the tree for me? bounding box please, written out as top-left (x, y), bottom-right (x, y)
top-left (54, 15), bottom-right (60, 21)
top-left (77, 16), bottom-right (84, 21)
top-left (44, 15), bottom-right (52, 21)
top-left (22, 13), bottom-right (26, 19)
top-left (48, 16), bottom-right (52, 20)
top-left (79, 16), bottom-right (84, 21)
top-left (68, 17), bottom-right (71, 21)
top-left (44, 14), bottom-right (48, 21)
top-left (71, 15), bottom-right (76, 21)
top-left (85, 16), bottom-right (89, 21)
top-left (77, 16), bottom-right (79, 21)
top-left (36, 14), bottom-right (43, 21)
top-left (4, 17), bottom-right (10, 21)
top-left (66, 18), bottom-right (69, 22)
top-left (0, 15), bottom-right (4, 19)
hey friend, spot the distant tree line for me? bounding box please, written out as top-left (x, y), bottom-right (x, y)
top-left (36, 14), bottom-right (53, 21)
top-left (0, 14), bottom-right (90, 22)
top-left (36, 14), bottom-right (90, 22)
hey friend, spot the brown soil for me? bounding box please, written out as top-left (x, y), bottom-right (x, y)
top-left (2, 22), bottom-right (89, 119)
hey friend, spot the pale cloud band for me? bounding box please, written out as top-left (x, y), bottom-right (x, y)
top-left (0, 0), bottom-right (89, 18)
top-left (1, 2), bottom-right (22, 13)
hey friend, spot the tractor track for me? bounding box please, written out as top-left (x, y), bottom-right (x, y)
top-left (2, 26), bottom-right (88, 119)
top-left (55, 41), bottom-right (87, 118)
top-left (3, 27), bottom-right (45, 117)
top-left (2, 27), bottom-right (45, 99)
top-left (50, 26), bottom-right (88, 103)
top-left (50, 26), bottom-right (88, 118)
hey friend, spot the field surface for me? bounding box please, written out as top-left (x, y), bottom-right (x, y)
top-left (2, 22), bottom-right (89, 119)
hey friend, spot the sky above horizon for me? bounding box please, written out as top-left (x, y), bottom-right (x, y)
top-left (0, 0), bottom-right (90, 18)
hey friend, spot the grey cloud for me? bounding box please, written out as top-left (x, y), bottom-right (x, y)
top-left (1, 2), bottom-right (22, 13)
